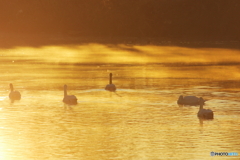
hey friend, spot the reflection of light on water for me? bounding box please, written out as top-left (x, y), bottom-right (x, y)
top-left (0, 97), bottom-right (7, 101)
top-left (0, 44), bottom-right (240, 159)
top-left (2, 44), bottom-right (240, 64)
top-left (0, 132), bottom-right (7, 160)
top-left (2, 44), bottom-right (240, 81)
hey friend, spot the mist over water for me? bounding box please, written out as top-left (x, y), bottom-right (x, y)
top-left (0, 44), bottom-right (240, 159)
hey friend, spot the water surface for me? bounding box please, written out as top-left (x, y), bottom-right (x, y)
top-left (0, 44), bottom-right (240, 159)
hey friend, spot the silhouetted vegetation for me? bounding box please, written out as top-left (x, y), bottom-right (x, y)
top-left (0, 0), bottom-right (239, 47)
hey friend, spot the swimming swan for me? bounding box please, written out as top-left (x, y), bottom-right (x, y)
top-left (177, 95), bottom-right (205, 105)
top-left (105, 73), bottom-right (116, 92)
top-left (9, 83), bottom-right (21, 100)
top-left (197, 97), bottom-right (213, 119)
top-left (63, 84), bottom-right (77, 105)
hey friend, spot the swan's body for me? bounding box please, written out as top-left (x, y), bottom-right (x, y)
top-left (177, 95), bottom-right (205, 105)
top-left (105, 84), bottom-right (116, 92)
top-left (9, 83), bottom-right (21, 100)
top-left (63, 85), bottom-right (77, 105)
top-left (105, 73), bottom-right (116, 92)
top-left (197, 97), bottom-right (213, 119)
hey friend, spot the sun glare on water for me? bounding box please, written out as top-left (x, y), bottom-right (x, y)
top-left (0, 43), bottom-right (240, 160)
top-left (2, 44), bottom-right (240, 65)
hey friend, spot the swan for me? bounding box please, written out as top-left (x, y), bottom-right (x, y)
top-left (105, 73), bottom-right (116, 92)
top-left (177, 95), bottom-right (205, 105)
top-left (63, 84), bottom-right (77, 105)
top-left (197, 97), bottom-right (213, 119)
top-left (9, 83), bottom-right (21, 100)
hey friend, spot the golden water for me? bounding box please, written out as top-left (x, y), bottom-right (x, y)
top-left (0, 44), bottom-right (239, 159)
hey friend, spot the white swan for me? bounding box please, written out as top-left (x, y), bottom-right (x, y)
top-left (63, 84), bottom-right (77, 105)
top-left (9, 83), bottom-right (21, 100)
top-left (177, 95), bottom-right (205, 105)
top-left (197, 97), bottom-right (213, 119)
top-left (105, 73), bottom-right (116, 92)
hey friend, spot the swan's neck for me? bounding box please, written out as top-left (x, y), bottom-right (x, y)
top-left (10, 84), bottom-right (14, 92)
top-left (64, 86), bottom-right (67, 97)
top-left (199, 104), bottom-right (203, 110)
top-left (109, 75), bottom-right (112, 84)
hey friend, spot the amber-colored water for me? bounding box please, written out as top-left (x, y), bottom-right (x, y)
top-left (0, 44), bottom-right (240, 159)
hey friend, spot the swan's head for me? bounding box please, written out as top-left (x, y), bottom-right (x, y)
top-left (10, 83), bottom-right (13, 91)
top-left (177, 95), bottom-right (184, 104)
top-left (64, 84), bottom-right (67, 90)
top-left (179, 95), bottom-right (183, 100)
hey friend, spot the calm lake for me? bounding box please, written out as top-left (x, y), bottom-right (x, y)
top-left (0, 44), bottom-right (240, 159)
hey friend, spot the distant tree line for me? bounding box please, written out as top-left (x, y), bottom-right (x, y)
top-left (0, 0), bottom-right (239, 41)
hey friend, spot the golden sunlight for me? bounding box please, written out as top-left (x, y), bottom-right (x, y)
top-left (3, 44), bottom-right (240, 65)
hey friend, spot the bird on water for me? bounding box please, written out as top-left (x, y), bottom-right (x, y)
top-left (105, 73), bottom-right (116, 92)
top-left (177, 95), bottom-right (206, 106)
top-left (197, 97), bottom-right (214, 119)
top-left (63, 84), bottom-right (77, 105)
top-left (9, 83), bottom-right (21, 101)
